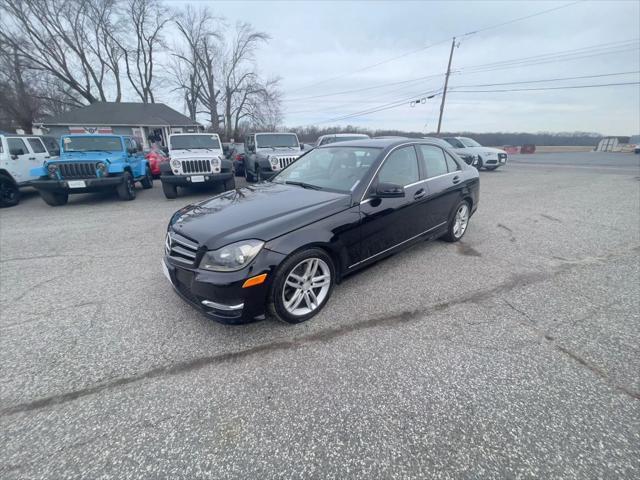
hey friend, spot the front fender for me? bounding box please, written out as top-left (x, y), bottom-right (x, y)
top-left (30, 166), bottom-right (47, 177)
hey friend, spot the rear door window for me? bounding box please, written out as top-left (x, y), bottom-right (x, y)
top-left (418, 145), bottom-right (448, 178)
top-left (27, 138), bottom-right (46, 153)
top-left (445, 152), bottom-right (461, 172)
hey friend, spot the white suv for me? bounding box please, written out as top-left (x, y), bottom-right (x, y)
top-left (0, 134), bottom-right (54, 207)
top-left (159, 133), bottom-right (235, 199)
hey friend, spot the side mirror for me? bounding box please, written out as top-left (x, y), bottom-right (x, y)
top-left (248, 145), bottom-right (255, 153)
top-left (300, 144), bottom-right (305, 150)
top-left (137, 144), bottom-right (143, 152)
top-left (127, 147), bottom-right (137, 155)
top-left (161, 147), bottom-right (169, 155)
top-left (374, 182), bottom-right (405, 198)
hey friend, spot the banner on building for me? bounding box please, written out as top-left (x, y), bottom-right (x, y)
top-left (69, 126), bottom-right (114, 135)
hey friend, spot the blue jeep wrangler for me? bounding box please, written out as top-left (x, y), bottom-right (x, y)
top-left (31, 135), bottom-right (153, 206)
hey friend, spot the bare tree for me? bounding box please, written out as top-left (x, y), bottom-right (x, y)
top-left (114, 0), bottom-right (169, 103)
top-left (174, 6), bottom-right (223, 132)
top-left (220, 23), bottom-right (269, 139)
top-left (230, 77), bottom-right (282, 138)
top-left (0, 0), bottom-right (123, 104)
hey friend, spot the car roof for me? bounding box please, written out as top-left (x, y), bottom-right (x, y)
top-left (171, 132), bottom-right (219, 136)
top-left (317, 138), bottom-right (445, 149)
top-left (320, 133), bottom-right (369, 138)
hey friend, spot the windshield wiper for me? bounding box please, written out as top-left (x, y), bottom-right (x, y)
top-left (285, 180), bottom-right (322, 190)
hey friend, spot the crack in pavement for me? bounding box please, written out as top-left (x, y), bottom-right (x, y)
top-left (502, 297), bottom-right (640, 401)
top-left (1, 245), bottom-right (638, 418)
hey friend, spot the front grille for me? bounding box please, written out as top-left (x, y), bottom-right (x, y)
top-left (181, 160), bottom-right (211, 174)
top-left (58, 162), bottom-right (97, 179)
top-left (278, 156), bottom-right (298, 169)
top-left (166, 231), bottom-right (199, 264)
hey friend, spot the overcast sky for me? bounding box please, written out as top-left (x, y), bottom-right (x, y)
top-left (165, 0), bottom-right (640, 135)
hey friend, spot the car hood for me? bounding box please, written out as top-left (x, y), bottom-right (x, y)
top-left (170, 149), bottom-right (223, 159)
top-left (169, 182), bottom-right (351, 250)
top-left (452, 146), bottom-right (506, 155)
top-left (52, 151), bottom-right (126, 164)
top-left (255, 147), bottom-right (303, 156)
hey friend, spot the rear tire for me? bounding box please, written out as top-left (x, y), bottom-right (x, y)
top-left (162, 181), bottom-right (178, 199)
top-left (268, 248), bottom-right (335, 324)
top-left (442, 200), bottom-right (471, 242)
top-left (0, 175), bottom-right (20, 208)
top-left (40, 190), bottom-right (68, 206)
top-left (223, 177), bottom-right (236, 191)
top-left (116, 171), bottom-right (136, 201)
top-left (245, 164), bottom-right (255, 182)
top-left (141, 166), bottom-right (153, 189)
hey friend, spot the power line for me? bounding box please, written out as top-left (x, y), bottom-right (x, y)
top-left (451, 81), bottom-right (640, 93)
top-left (314, 81), bottom-right (637, 124)
top-left (283, 72), bottom-right (446, 103)
top-left (456, 39), bottom-right (639, 74)
top-left (451, 70), bottom-right (640, 89)
top-left (287, 0), bottom-right (584, 94)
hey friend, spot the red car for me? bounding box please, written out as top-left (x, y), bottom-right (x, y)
top-left (145, 148), bottom-right (168, 177)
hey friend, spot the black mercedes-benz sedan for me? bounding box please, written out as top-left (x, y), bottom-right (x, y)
top-left (162, 138), bottom-right (479, 324)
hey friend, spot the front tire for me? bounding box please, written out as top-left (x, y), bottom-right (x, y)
top-left (268, 248), bottom-right (335, 324)
top-left (442, 200), bottom-right (471, 242)
top-left (223, 177), bottom-right (236, 191)
top-left (162, 182), bottom-right (178, 199)
top-left (0, 175), bottom-right (20, 208)
top-left (141, 166), bottom-right (153, 189)
top-left (116, 171), bottom-right (136, 201)
top-left (40, 190), bottom-right (68, 206)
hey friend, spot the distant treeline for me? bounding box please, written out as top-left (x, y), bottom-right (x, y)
top-left (289, 125), bottom-right (603, 146)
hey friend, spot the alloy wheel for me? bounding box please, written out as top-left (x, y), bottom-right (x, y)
top-left (453, 203), bottom-right (469, 238)
top-left (282, 258), bottom-right (331, 316)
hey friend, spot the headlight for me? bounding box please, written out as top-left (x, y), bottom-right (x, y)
top-left (47, 164), bottom-right (58, 178)
top-left (270, 156), bottom-right (279, 166)
top-left (212, 157), bottom-right (221, 167)
top-left (199, 240), bottom-right (264, 272)
top-left (96, 162), bottom-right (108, 176)
top-left (170, 159), bottom-right (181, 169)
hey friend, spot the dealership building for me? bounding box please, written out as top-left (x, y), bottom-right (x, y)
top-left (35, 102), bottom-right (203, 149)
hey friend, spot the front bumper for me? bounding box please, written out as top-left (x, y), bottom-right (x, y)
top-left (162, 248), bottom-right (286, 324)
top-left (31, 176), bottom-right (123, 192)
top-left (483, 154), bottom-right (508, 167)
top-left (160, 172), bottom-right (233, 186)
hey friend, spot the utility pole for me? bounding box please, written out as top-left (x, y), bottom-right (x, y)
top-left (437, 37), bottom-right (457, 135)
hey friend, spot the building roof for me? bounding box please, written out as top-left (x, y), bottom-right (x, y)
top-left (40, 102), bottom-right (200, 127)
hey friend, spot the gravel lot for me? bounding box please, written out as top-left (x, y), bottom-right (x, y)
top-left (1, 152), bottom-right (639, 479)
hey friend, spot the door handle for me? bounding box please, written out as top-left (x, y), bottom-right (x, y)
top-left (452, 176), bottom-right (461, 184)
top-left (29, 157), bottom-right (36, 160)
top-left (414, 188), bottom-right (426, 200)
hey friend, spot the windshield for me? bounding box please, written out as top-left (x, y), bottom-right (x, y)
top-left (171, 135), bottom-right (221, 150)
top-left (443, 138), bottom-right (465, 149)
top-left (256, 134), bottom-right (299, 149)
top-left (272, 146), bottom-right (381, 193)
top-left (460, 137), bottom-right (482, 148)
top-left (62, 136), bottom-right (122, 152)
top-left (319, 135), bottom-right (368, 146)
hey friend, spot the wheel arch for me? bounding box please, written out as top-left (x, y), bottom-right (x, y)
top-left (0, 169), bottom-right (16, 183)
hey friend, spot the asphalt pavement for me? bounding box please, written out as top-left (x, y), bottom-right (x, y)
top-left (1, 152), bottom-right (639, 479)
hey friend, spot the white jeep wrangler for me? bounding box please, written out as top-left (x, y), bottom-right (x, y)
top-left (0, 134), bottom-right (56, 207)
top-left (159, 133), bottom-right (235, 199)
